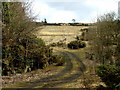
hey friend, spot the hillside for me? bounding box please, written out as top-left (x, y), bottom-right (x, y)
top-left (35, 26), bottom-right (89, 45)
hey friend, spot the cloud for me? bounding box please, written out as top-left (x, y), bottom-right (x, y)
top-left (32, 1), bottom-right (57, 21)
top-left (45, 2), bottom-right (85, 11)
top-left (84, 0), bottom-right (119, 13)
top-left (48, 10), bottom-right (78, 23)
top-left (32, 0), bottom-right (119, 23)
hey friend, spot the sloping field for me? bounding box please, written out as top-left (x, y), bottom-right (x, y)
top-left (35, 26), bottom-right (88, 45)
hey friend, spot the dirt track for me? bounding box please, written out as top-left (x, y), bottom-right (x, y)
top-left (24, 51), bottom-right (86, 88)
top-left (24, 51), bottom-right (73, 88)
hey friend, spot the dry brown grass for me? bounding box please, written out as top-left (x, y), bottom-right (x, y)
top-left (35, 26), bottom-right (89, 45)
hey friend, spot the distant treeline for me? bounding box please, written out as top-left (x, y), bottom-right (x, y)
top-left (36, 22), bottom-right (93, 26)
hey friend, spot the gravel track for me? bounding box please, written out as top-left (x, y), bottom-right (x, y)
top-left (24, 51), bottom-right (73, 88)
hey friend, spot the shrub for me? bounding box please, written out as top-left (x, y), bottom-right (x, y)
top-left (115, 61), bottom-right (120, 66)
top-left (96, 65), bottom-right (120, 89)
top-left (49, 43), bottom-right (57, 47)
top-left (49, 40), bottom-right (66, 47)
top-left (48, 55), bottom-right (65, 66)
top-left (48, 55), bottom-right (59, 64)
top-left (2, 2), bottom-right (60, 76)
top-left (2, 36), bottom-right (54, 75)
top-left (67, 40), bottom-right (86, 49)
top-left (56, 56), bottom-right (65, 66)
top-left (2, 45), bottom-right (26, 75)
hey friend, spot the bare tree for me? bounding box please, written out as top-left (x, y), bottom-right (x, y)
top-left (89, 12), bottom-right (120, 65)
top-left (2, 2), bottom-right (37, 46)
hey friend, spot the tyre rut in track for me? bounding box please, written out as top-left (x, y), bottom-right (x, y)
top-left (41, 51), bottom-right (86, 88)
top-left (24, 51), bottom-right (73, 88)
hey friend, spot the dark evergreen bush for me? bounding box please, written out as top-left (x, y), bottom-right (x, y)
top-left (96, 65), bottom-right (120, 89)
top-left (67, 40), bottom-right (86, 49)
top-left (2, 36), bottom-right (55, 75)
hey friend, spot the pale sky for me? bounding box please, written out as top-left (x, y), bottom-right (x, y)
top-left (31, 0), bottom-right (120, 23)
